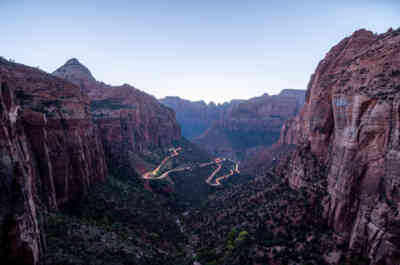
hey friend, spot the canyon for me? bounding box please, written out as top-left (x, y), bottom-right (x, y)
top-left (159, 96), bottom-right (243, 139)
top-left (0, 57), bottom-right (182, 264)
top-left (0, 27), bottom-right (399, 265)
top-left (162, 89), bottom-right (306, 161)
top-left (53, 58), bottom-right (181, 175)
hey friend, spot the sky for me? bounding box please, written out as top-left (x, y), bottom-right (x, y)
top-left (0, 0), bottom-right (399, 103)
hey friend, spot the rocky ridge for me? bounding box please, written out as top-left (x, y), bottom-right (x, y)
top-left (193, 89), bottom-right (305, 160)
top-left (159, 96), bottom-right (244, 139)
top-left (0, 56), bottom-right (182, 265)
top-left (52, 58), bottom-right (95, 92)
top-left (276, 28), bottom-right (400, 264)
top-left (0, 57), bottom-right (109, 264)
top-left (53, 59), bottom-right (181, 175)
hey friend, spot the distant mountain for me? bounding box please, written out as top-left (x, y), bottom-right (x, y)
top-left (193, 89), bottom-right (306, 160)
top-left (159, 96), bottom-right (244, 139)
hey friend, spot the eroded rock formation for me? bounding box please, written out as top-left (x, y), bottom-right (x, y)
top-left (0, 79), bottom-right (42, 265)
top-left (0, 57), bottom-right (109, 264)
top-left (53, 59), bottom-right (181, 174)
top-left (194, 89), bottom-right (305, 160)
top-left (1, 58), bottom-right (108, 207)
top-left (277, 28), bottom-right (400, 264)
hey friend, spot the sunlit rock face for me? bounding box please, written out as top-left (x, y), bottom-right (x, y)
top-left (277, 28), bottom-right (400, 264)
top-left (53, 59), bottom-right (181, 174)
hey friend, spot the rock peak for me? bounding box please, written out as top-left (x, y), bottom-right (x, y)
top-left (349, 28), bottom-right (376, 40)
top-left (65, 58), bottom-right (81, 65)
top-left (53, 58), bottom-right (96, 86)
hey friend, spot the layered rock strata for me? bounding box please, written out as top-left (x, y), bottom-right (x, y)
top-left (0, 79), bottom-right (42, 265)
top-left (277, 29), bottom-right (400, 264)
top-left (0, 58), bottom-right (109, 264)
top-left (159, 96), bottom-right (244, 139)
top-left (53, 59), bottom-right (181, 174)
top-left (194, 89), bottom-right (305, 160)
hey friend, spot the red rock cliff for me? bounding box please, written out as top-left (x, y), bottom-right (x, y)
top-left (194, 90), bottom-right (305, 160)
top-left (0, 58), bottom-right (108, 264)
top-left (278, 29), bottom-right (400, 264)
top-left (53, 59), bottom-right (181, 174)
top-left (0, 78), bottom-right (43, 265)
top-left (0, 59), bottom-right (108, 208)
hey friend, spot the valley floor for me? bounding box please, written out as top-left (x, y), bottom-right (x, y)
top-left (141, 146), bottom-right (240, 187)
top-left (43, 141), bottom-right (364, 265)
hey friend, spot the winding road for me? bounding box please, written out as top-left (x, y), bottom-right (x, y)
top-left (207, 158), bottom-right (241, 186)
top-left (141, 147), bottom-right (239, 186)
top-left (142, 147), bottom-right (182, 180)
top-left (205, 163), bottom-right (222, 185)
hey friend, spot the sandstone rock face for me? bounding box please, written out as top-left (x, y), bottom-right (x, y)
top-left (52, 58), bottom-right (95, 93)
top-left (0, 78), bottom-right (42, 265)
top-left (1, 58), bottom-right (108, 207)
top-left (194, 89), bottom-right (305, 160)
top-left (278, 29), bottom-right (400, 264)
top-left (53, 59), bottom-right (181, 174)
top-left (0, 58), bottom-right (109, 264)
top-left (0, 57), bottom-right (180, 264)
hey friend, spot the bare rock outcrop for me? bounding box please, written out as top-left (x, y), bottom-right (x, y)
top-left (53, 59), bottom-right (181, 174)
top-left (0, 57), bottom-right (109, 264)
top-left (0, 55), bottom-right (182, 264)
top-left (1, 58), bottom-right (108, 207)
top-left (0, 79), bottom-right (43, 265)
top-left (277, 28), bottom-right (400, 264)
top-left (52, 58), bottom-right (95, 92)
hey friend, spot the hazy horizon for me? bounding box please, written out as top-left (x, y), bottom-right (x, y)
top-left (158, 87), bottom-right (303, 104)
top-left (1, 0), bottom-right (399, 103)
